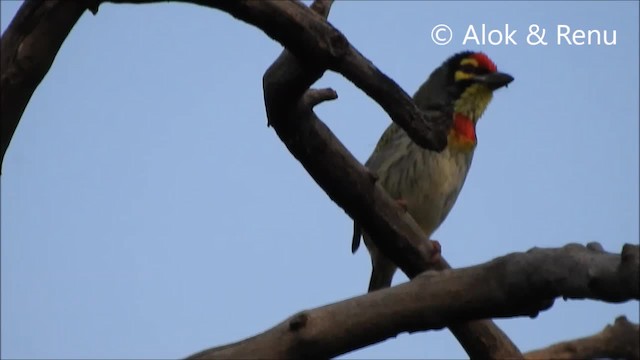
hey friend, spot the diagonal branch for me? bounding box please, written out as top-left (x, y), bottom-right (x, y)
top-left (187, 243), bottom-right (639, 359)
top-left (260, 1), bottom-right (521, 359)
top-left (106, 0), bottom-right (451, 150)
top-left (0, 0), bottom-right (87, 173)
top-left (1, 0), bottom-right (450, 173)
top-left (525, 316), bottom-right (640, 360)
top-left (0, 0), bottom-right (519, 358)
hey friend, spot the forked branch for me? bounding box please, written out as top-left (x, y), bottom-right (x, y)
top-left (260, 1), bottom-right (521, 358)
top-left (1, 0), bottom-right (450, 172)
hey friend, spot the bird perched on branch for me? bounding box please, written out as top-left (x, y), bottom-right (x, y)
top-left (352, 51), bottom-right (513, 292)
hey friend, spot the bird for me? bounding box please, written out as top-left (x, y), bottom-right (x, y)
top-left (352, 51), bottom-right (513, 292)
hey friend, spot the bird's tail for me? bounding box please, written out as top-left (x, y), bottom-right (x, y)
top-left (353, 229), bottom-right (398, 292)
top-left (351, 221), bottom-right (362, 253)
top-left (368, 262), bottom-right (395, 292)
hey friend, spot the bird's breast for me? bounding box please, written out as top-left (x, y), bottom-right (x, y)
top-left (399, 146), bottom-right (474, 236)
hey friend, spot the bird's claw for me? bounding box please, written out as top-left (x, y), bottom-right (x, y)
top-left (428, 239), bottom-right (442, 264)
top-left (396, 198), bottom-right (409, 212)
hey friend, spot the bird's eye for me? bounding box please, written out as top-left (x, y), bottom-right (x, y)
top-left (459, 64), bottom-right (477, 73)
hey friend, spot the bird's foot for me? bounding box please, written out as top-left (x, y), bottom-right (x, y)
top-left (396, 198), bottom-right (409, 212)
top-left (428, 239), bottom-right (442, 264)
top-left (366, 168), bottom-right (379, 183)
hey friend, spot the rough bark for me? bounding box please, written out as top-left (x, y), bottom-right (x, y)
top-left (0, 0), bottom-right (87, 173)
top-left (2, 1), bottom-right (636, 360)
top-left (525, 316), bottom-right (640, 360)
top-left (0, 0), bottom-right (521, 358)
top-left (260, 1), bottom-right (523, 358)
top-left (187, 243), bottom-right (639, 359)
top-left (1, 0), bottom-right (450, 172)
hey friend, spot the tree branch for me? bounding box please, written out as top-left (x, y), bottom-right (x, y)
top-left (0, 0), bottom-right (87, 173)
top-left (525, 316), bottom-right (640, 360)
top-left (106, 0), bottom-right (451, 149)
top-left (5, 2), bottom-right (633, 360)
top-left (1, 0), bottom-right (450, 173)
top-left (0, 1), bottom-right (508, 357)
top-left (259, 1), bottom-right (522, 359)
top-left (187, 243), bottom-right (639, 359)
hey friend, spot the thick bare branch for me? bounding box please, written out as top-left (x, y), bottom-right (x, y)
top-left (5, 2), bottom-right (634, 360)
top-left (1, 0), bottom-right (449, 172)
top-left (106, 0), bottom-right (450, 149)
top-left (525, 316), bottom-right (640, 360)
top-left (258, 2), bottom-right (521, 359)
top-left (188, 243), bottom-right (639, 359)
top-left (0, 0), bottom-right (87, 173)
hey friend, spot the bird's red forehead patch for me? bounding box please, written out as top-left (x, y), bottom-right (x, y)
top-left (472, 52), bottom-right (497, 73)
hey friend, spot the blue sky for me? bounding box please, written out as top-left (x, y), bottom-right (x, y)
top-left (1, 1), bottom-right (638, 359)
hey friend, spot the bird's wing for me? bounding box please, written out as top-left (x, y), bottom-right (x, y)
top-left (367, 123), bottom-right (401, 167)
top-left (352, 123), bottom-right (404, 253)
top-left (365, 123), bottom-right (407, 173)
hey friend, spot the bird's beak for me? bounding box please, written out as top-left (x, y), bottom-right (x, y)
top-left (474, 72), bottom-right (514, 90)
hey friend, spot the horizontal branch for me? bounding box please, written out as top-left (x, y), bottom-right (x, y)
top-left (188, 243), bottom-right (639, 359)
top-left (525, 316), bottom-right (639, 360)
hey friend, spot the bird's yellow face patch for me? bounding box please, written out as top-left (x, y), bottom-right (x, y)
top-left (454, 84), bottom-right (494, 123)
top-left (454, 54), bottom-right (498, 83)
top-left (454, 57), bottom-right (482, 81)
top-left (460, 58), bottom-right (479, 67)
top-left (454, 58), bottom-right (480, 81)
top-left (454, 70), bottom-right (475, 81)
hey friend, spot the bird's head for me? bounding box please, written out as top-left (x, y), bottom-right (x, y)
top-left (413, 51), bottom-right (513, 150)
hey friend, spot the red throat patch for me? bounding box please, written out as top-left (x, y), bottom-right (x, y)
top-left (451, 113), bottom-right (477, 145)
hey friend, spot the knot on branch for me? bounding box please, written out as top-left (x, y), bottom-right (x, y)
top-left (326, 32), bottom-right (349, 60)
top-left (289, 311), bottom-right (310, 332)
top-left (85, 0), bottom-right (100, 15)
top-left (309, 0), bottom-right (334, 18)
top-left (296, 88), bottom-right (338, 115)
